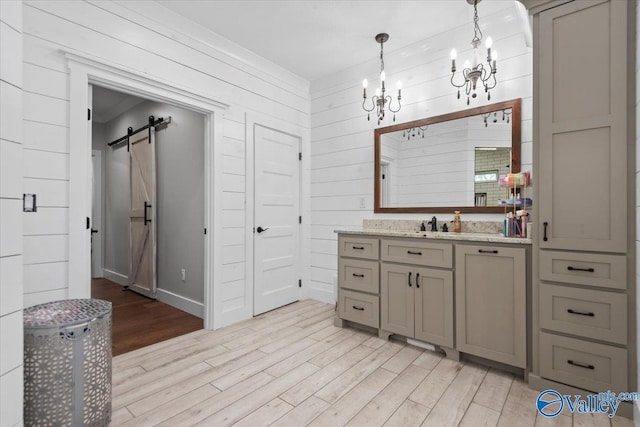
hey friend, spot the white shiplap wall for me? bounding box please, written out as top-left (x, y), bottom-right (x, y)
top-left (20, 0), bottom-right (310, 327)
top-left (309, 2), bottom-right (532, 302)
top-left (0, 2), bottom-right (24, 425)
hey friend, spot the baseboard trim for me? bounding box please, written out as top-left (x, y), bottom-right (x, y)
top-left (156, 288), bottom-right (204, 319)
top-left (306, 287), bottom-right (335, 305)
top-left (103, 268), bottom-right (128, 287)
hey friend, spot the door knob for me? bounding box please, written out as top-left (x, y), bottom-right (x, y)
top-left (256, 226), bottom-right (269, 234)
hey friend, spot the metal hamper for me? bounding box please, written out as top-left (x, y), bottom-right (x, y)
top-left (23, 299), bottom-right (112, 426)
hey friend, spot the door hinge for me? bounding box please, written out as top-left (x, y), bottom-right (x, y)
top-left (299, 152), bottom-right (302, 161)
top-left (204, 228), bottom-right (207, 235)
top-left (299, 279), bottom-right (302, 288)
top-left (299, 216), bottom-right (302, 224)
top-left (86, 217), bottom-right (90, 230)
top-left (87, 108), bottom-right (91, 120)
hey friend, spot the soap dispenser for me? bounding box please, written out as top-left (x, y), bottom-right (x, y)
top-left (452, 210), bottom-right (461, 233)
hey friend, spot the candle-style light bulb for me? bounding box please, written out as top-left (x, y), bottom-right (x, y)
top-left (380, 70), bottom-right (386, 82)
top-left (375, 87), bottom-right (381, 97)
top-left (463, 60), bottom-right (471, 69)
top-left (485, 37), bottom-right (493, 63)
top-left (362, 78), bottom-right (369, 88)
top-left (450, 49), bottom-right (457, 70)
top-left (492, 51), bottom-right (498, 61)
top-left (485, 37), bottom-right (493, 49)
top-left (396, 80), bottom-right (402, 98)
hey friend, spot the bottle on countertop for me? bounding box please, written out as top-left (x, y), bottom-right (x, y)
top-left (452, 210), bottom-right (461, 233)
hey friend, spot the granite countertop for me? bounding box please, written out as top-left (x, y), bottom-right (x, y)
top-left (334, 229), bottom-right (532, 245)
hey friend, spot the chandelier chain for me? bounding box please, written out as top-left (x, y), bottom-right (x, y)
top-left (472, 0), bottom-right (483, 45)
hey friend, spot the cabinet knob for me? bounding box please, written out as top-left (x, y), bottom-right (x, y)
top-left (408, 272), bottom-right (412, 287)
top-left (416, 273), bottom-right (420, 288)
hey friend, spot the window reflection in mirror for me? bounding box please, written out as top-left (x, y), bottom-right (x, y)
top-left (474, 148), bottom-right (511, 206)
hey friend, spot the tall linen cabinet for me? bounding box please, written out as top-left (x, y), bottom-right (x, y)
top-left (523, 0), bottom-right (636, 411)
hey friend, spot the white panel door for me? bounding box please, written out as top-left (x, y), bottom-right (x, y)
top-left (129, 129), bottom-right (157, 299)
top-left (91, 150), bottom-right (103, 278)
top-left (254, 124), bottom-right (300, 315)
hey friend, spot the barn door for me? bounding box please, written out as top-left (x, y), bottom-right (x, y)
top-left (128, 129), bottom-right (157, 298)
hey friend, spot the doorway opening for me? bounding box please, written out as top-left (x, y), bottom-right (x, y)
top-left (90, 85), bottom-right (204, 354)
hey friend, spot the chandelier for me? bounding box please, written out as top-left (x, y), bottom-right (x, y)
top-left (449, 0), bottom-right (497, 104)
top-left (362, 33), bottom-right (402, 124)
top-left (402, 126), bottom-right (428, 140)
top-left (482, 109), bottom-right (511, 127)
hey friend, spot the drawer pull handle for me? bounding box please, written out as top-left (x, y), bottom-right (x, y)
top-left (567, 266), bottom-right (595, 273)
top-left (478, 249), bottom-right (498, 254)
top-left (567, 360), bottom-right (595, 370)
top-left (408, 272), bottom-right (412, 287)
top-left (353, 246), bottom-right (365, 250)
top-left (352, 305), bottom-right (365, 311)
top-left (416, 273), bottom-right (420, 288)
top-left (407, 250), bottom-right (422, 255)
top-left (543, 221), bottom-right (548, 241)
top-left (352, 273), bottom-right (365, 278)
top-left (567, 309), bottom-right (594, 317)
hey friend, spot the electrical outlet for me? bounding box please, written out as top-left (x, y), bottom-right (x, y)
top-left (181, 269), bottom-right (186, 282)
top-left (359, 197), bottom-right (366, 209)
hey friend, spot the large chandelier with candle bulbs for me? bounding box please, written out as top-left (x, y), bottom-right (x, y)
top-left (362, 33), bottom-right (402, 124)
top-left (449, 0), bottom-right (497, 105)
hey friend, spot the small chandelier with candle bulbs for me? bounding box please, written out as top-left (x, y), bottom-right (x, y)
top-left (449, 0), bottom-right (497, 105)
top-left (362, 33), bottom-right (402, 124)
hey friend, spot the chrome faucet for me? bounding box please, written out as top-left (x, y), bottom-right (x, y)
top-left (427, 216), bottom-right (438, 232)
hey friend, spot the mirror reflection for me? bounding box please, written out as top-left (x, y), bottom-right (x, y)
top-left (374, 99), bottom-right (521, 213)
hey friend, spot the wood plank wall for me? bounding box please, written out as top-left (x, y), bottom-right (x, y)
top-left (18, 0), bottom-right (310, 326)
top-left (0, 2), bottom-right (24, 425)
top-left (308, 2), bottom-right (533, 303)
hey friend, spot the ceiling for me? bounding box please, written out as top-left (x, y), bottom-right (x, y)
top-left (157, 0), bottom-right (519, 82)
top-left (92, 86), bottom-right (146, 123)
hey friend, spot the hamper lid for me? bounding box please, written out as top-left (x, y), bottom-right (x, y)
top-left (24, 299), bottom-right (111, 328)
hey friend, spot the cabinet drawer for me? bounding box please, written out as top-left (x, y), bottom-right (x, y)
top-left (540, 251), bottom-right (626, 290)
top-left (540, 284), bottom-right (627, 345)
top-left (338, 235), bottom-right (379, 260)
top-left (338, 258), bottom-right (379, 294)
top-left (381, 239), bottom-right (452, 268)
top-left (540, 332), bottom-right (627, 393)
top-left (338, 290), bottom-right (379, 328)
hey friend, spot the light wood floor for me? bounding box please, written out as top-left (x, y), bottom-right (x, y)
top-left (111, 300), bottom-right (634, 427)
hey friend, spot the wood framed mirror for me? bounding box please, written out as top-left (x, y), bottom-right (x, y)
top-left (374, 98), bottom-right (522, 213)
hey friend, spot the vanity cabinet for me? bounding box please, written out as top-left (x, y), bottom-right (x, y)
top-left (336, 235), bottom-right (380, 328)
top-left (380, 263), bottom-right (454, 348)
top-left (455, 245), bottom-right (526, 368)
top-left (336, 233), bottom-right (529, 368)
top-left (524, 0), bottom-right (634, 403)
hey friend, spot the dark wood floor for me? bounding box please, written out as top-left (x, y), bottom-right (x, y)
top-left (91, 278), bottom-right (203, 356)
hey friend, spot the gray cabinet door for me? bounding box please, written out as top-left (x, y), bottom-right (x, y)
top-left (380, 263), bottom-right (414, 337)
top-left (414, 267), bottom-right (454, 348)
top-left (456, 245), bottom-right (526, 368)
top-left (537, 0), bottom-right (627, 252)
